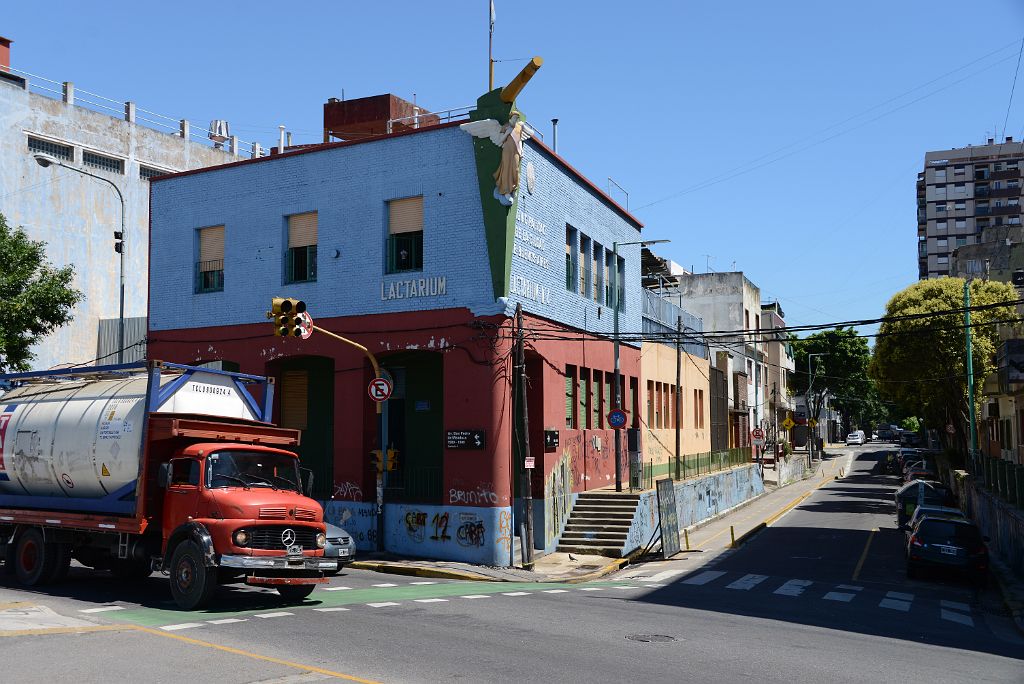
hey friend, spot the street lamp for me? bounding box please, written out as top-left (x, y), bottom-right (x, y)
top-left (34, 153), bottom-right (126, 364)
top-left (611, 238), bottom-right (670, 491)
top-left (807, 352), bottom-right (828, 462)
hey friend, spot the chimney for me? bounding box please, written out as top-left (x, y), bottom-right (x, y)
top-left (988, 137), bottom-right (995, 144)
top-left (1007, 136), bottom-right (1014, 143)
top-left (0, 35), bottom-right (11, 72)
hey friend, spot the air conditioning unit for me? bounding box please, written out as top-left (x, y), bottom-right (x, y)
top-left (1012, 269), bottom-right (1024, 287)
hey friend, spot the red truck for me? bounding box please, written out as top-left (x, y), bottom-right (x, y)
top-left (0, 361), bottom-right (336, 609)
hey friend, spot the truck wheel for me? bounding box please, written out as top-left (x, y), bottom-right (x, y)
top-left (111, 559), bottom-right (152, 581)
top-left (276, 584), bottom-right (317, 602)
top-left (14, 529), bottom-right (56, 586)
top-left (169, 541), bottom-right (217, 610)
top-left (45, 544), bottom-right (71, 584)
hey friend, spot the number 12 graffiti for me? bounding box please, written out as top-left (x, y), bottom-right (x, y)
top-left (430, 512), bottom-right (451, 541)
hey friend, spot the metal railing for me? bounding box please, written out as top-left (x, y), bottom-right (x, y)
top-left (385, 465), bottom-right (443, 504)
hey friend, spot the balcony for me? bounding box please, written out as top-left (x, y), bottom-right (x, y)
top-left (990, 168), bottom-right (1020, 181)
top-left (975, 185), bottom-right (990, 197)
top-left (989, 186), bottom-right (1021, 199)
top-left (642, 290), bottom-right (705, 358)
top-left (991, 204), bottom-right (1021, 216)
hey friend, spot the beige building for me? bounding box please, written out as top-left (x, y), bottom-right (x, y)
top-left (640, 341), bottom-right (711, 478)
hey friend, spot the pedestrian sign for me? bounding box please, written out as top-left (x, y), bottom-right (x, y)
top-left (368, 377), bottom-right (393, 402)
top-left (782, 416), bottom-right (795, 430)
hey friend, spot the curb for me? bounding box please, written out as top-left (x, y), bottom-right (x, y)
top-left (730, 522), bottom-right (766, 548)
top-left (989, 556), bottom-right (1024, 636)
top-left (348, 560), bottom-right (505, 583)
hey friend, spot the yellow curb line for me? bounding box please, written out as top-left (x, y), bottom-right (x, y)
top-left (126, 625), bottom-right (383, 683)
top-left (0, 624), bottom-right (131, 638)
top-left (349, 560), bottom-right (502, 582)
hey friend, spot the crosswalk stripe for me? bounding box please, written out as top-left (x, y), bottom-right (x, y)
top-left (255, 612), bottom-right (293, 619)
top-left (372, 583), bottom-right (398, 588)
top-left (682, 571), bottom-right (726, 586)
top-left (161, 623), bottom-right (203, 631)
top-left (323, 586), bottom-right (352, 591)
top-left (79, 606), bottom-right (124, 613)
top-left (822, 591), bottom-right (856, 602)
top-left (878, 598), bottom-right (911, 612)
top-left (725, 574), bottom-right (769, 591)
top-left (502, 592), bottom-right (531, 596)
top-left (773, 580), bottom-right (813, 597)
top-left (542, 589), bottom-right (569, 593)
top-left (367, 602), bottom-right (400, 608)
top-left (885, 591), bottom-right (914, 601)
top-left (835, 585), bottom-right (863, 591)
top-left (460, 595), bottom-right (490, 599)
top-left (313, 607), bottom-right (350, 612)
top-left (414, 598), bottom-right (448, 603)
top-left (940, 608), bottom-right (974, 627)
top-left (940, 600), bottom-right (970, 612)
top-left (578, 587), bottom-right (604, 591)
top-left (410, 581), bottom-right (437, 585)
top-left (641, 568), bottom-right (688, 583)
top-left (207, 618), bottom-right (247, 624)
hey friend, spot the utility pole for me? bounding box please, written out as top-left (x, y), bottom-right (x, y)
top-left (964, 280), bottom-right (978, 473)
top-left (515, 304), bottom-right (535, 570)
top-left (675, 315), bottom-right (682, 480)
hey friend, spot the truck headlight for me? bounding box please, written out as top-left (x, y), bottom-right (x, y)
top-left (233, 529), bottom-right (250, 546)
top-left (316, 532), bottom-right (326, 548)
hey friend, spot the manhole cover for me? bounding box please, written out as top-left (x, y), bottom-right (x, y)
top-left (625, 634), bottom-right (677, 643)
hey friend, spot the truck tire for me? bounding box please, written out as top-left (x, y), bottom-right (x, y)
top-left (276, 584), bottom-right (316, 602)
top-left (169, 541), bottom-right (217, 610)
top-left (14, 529), bottom-right (56, 586)
top-left (45, 543), bottom-right (71, 584)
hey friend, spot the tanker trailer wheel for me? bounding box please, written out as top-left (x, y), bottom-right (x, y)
top-left (45, 543), bottom-right (71, 584)
top-left (14, 529), bottom-right (57, 586)
top-left (169, 541), bottom-right (217, 610)
top-left (276, 584), bottom-right (317, 602)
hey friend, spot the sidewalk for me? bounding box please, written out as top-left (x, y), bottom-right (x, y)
top-left (349, 450), bottom-right (852, 584)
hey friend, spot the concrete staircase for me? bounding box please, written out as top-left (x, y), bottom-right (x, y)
top-left (556, 491), bottom-right (641, 557)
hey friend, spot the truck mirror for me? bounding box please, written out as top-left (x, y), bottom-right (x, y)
top-left (157, 463), bottom-right (170, 489)
top-left (300, 468), bottom-right (314, 497)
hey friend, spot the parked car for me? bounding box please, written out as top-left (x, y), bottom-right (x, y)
top-left (895, 480), bottom-right (956, 527)
top-left (846, 430), bottom-right (866, 445)
top-left (906, 516), bottom-right (989, 585)
top-left (905, 504), bottom-right (966, 531)
top-left (904, 468), bottom-right (939, 485)
top-left (322, 522), bottom-right (356, 576)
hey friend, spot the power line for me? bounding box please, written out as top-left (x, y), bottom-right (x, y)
top-left (1001, 36), bottom-right (1024, 140)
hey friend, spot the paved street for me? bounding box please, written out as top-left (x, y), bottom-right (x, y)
top-left (0, 446), bottom-right (1021, 683)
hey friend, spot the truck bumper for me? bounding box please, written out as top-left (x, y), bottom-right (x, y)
top-left (219, 554), bottom-right (338, 572)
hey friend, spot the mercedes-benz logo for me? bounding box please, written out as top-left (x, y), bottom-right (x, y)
top-left (281, 528), bottom-right (297, 547)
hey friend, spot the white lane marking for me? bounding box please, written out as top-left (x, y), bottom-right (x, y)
top-left (836, 585), bottom-right (863, 591)
top-left (414, 598), bottom-right (448, 603)
top-left (726, 574), bottom-right (769, 591)
top-left (207, 618), bottom-right (247, 624)
top-left (542, 589), bottom-right (569, 593)
top-left (823, 592), bottom-right (856, 602)
top-left (682, 571), bottom-right (727, 586)
top-left (940, 600), bottom-right (970, 612)
top-left (886, 591), bottom-right (914, 601)
top-left (255, 612), bottom-right (294, 619)
top-left (502, 592), bottom-right (531, 596)
top-left (641, 568), bottom-right (688, 583)
top-left (879, 598), bottom-right (911, 612)
top-left (941, 608), bottom-right (974, 627)
top-left (642, 583), bottom-right (666, 587)
top-left (367, 602), bottom-right (400, 608)
top-left (773, 580), bottom-right (813, 597)
top-left (79, 606), bottom-right (124, 613)
top-left (410, 581), bottom-right (437, 585)
top-left (323, 586), bottom-right (351, 591)
top-left (460, 595), bottom-right (490, 599)
top-left (313, 607), bottom-right (350, 612)
top-left (610, 585), bottom-right (641, 589)
top-left (578, 587), bottom-right (604, 591)
top-left (161, 623), bottom-right (203, 631)
top-left (372, 583), bottom-right (397, 587)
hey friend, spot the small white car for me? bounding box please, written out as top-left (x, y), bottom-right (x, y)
top-left (846, 430), bottom-right (866, 445)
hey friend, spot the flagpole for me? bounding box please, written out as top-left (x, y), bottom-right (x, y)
top-left (489, 0), bottom-right (494, 90)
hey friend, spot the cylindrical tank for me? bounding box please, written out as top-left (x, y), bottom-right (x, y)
top-left (0, 376), bottom-right (149, 500)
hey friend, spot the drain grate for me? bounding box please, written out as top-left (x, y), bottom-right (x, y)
top-left (625, 634), bottom-right (677, 643)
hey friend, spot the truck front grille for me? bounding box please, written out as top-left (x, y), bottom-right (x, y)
top-left (248, 526), bottom-right (319, 551)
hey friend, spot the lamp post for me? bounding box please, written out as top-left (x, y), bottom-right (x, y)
top-left (807, 352), bottom-right (828, 461)
top-left (611, 238), bottom-right (669, 491)
top-left (34, 153), bottom-right (126, 364)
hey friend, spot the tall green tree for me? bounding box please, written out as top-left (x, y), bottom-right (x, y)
top-left (0, 213), bottom-right (83, 372)
top-left (869, 278), bottom-right (1018, 452)
top-left (791, 328), bottom-right (874, 433)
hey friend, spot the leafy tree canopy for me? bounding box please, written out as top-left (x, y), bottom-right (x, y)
top-left (0, 213), bottom-right (83, 372)
top-left (869, 277), bottom-right (1018, 449)
top-left (791, 327), bottom-right (875, 431)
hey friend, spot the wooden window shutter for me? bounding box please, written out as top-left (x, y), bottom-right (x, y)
top-left (199, 226), bottom-right (224, 262)
top-left (288, 212), bottom-right (318, 248)
top-left (280, 370), bottom-right (308, 430)
top-left (389, 196), bottom-right (423, 235)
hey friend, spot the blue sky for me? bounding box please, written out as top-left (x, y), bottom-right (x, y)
top-left (5, 1), bottom-right (1024, 332)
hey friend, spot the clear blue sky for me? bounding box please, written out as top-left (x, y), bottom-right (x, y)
top-left (5, 1), bottom-right (1024, 332)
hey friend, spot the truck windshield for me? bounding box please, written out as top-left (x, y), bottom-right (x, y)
top-left (207, 450), bottom-right (301, 492)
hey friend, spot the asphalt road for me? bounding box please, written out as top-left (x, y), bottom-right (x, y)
top-left (0, 446), bottom-right (1021, 683)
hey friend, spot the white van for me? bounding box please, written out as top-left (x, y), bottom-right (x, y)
top-left (846, 430), bottom-right (866, 445)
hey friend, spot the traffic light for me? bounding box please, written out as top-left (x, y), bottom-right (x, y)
top-left (270, 298), bottom-right (306, 337)
top-left (114, 231), bottom-right (123, 253)
top-left (385, 448), bottom-right (399, 472)
top-left (370, 449), bottom-right (384, 473)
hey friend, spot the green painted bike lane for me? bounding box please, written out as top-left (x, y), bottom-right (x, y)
top-left (108, 580), bottom-right (637, 627)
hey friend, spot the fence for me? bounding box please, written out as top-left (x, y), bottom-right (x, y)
top-left (384, 465), bottom-right (443, 504)
top-left (636, 447), bottom-right (751, 490)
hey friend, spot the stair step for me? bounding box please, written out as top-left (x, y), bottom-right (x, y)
top-left (577, 492), bottom-right (641, 501)
top-left (559, 537), bottom-right (628, 546)
top-left (567, 512), bottom-right (635, 521)
top-left (560, 533), bottom-right (628, 543)
top-left (563, 523), bottom-right (631, 532)
top-left (571, 505), bottom-right (638, 513)
top-left (556, 544), bottom-right (623, 557)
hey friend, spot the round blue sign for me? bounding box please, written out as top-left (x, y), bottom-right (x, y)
top-left (607, 409), bottom-right (628, 429)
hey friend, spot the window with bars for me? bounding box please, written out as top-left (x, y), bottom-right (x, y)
top-left (603, 373), bottom-right (611, 429)
top-left (565, 365), bottom-right (577, 429)
top-left (630, 377), bottom-right (639, 429)
top-left (286, 211), bottom-right (318, 283)
top-left (579, 234), bottom-right (591, 296)
top-left (647, 381), bottom-right (655, 427)
top-left (387, 197), bottom-right (423, 273)
top-left (82, 150), bottom-right (124, 174)
top-left (579, 368), bottom-right (590, 429)
top-left (140, 165), bottom-right (168, 181)
top-left (27, 136), bottom-right (73, 161)
top-left (565, 225), bottom-right (577, 292)
top-left (591, 370), bottom-right (601, 429)
top-left (280, 370), bottom-right (309, 430)
top-left (195, 225), bottom-right (225, 293)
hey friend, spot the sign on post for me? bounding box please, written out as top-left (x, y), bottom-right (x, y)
top-left (752, 427), bottom-right (765, 448)
top-left (656, 479), bottom-right (680, 559)
top-left (445, 430), bottom-right (487, 450)
top-left (368, 377), bottom-right (393, 402)
top-left (607, 408), bottom-right (628, 429)
top-left (782, 416), bottom-right (795, 430)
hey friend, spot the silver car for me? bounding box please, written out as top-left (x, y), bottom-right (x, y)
top-left (323, 522), bottom-right (356, 575)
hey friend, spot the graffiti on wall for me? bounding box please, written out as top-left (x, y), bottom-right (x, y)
top-left (449, 481), bottom-right (499, 505)
top-left (456, 513), bottom-right (486, 547)
top-left (332, 481), bottom-right (364, 501)
top-left (545, 450), bottom-right (575, 546)
top-left (497, 510), bottom-right (513, 551)
top-left (322, 502), bottom-right (377, 547)
top-left (405, 511), bottom-right (427, 543)
top-left (431, 512), bottom-right (451, 542)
